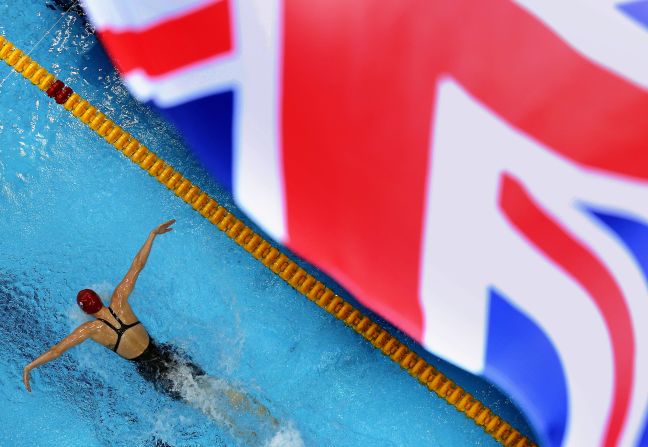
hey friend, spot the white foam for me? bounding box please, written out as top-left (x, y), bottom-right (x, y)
top-left (165, 360), bottom-right (304, 446)
top-left (266, 422), bottom-right (305, 447)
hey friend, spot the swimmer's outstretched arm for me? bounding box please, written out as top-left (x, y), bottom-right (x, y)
top-left (111, 219), bottom-right (175, 307)
top-left (22, 321), bottom-right (101, 392)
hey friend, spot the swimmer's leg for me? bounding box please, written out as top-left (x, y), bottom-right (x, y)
top-left (153, 346), bottom-right (278, 444)
top-left (177, 374), bottom-right (272, 445)
top-left (215, 410), bottom-right (260, 446)
top-left (223, 387), bottom-right (279, 428)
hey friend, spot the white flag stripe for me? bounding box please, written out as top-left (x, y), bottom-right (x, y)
top-left (509, 143), bottom-right (648, 447)
top-left (422, 78), bottom-right (624, 446)
top-left (81, 0), bottom-right (218, 32)
top-left (514, 0), bottom-right (648, 91)
top-left (123, 53), bottom-right (241, 107)
top-left (231, 0), bottom-right (286, 243)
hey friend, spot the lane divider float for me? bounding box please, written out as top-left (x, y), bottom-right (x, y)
top-left (0, 34), bottom-right (535, 447)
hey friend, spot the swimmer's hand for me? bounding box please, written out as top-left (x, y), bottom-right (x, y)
top-left (152, 219), bottom-right (175, 235)
top-left (22, 366), bottom-right (32, 392)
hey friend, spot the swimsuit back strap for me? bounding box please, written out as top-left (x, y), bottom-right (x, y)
top-left (96, 318), bottom-right (120, 352)
top-left (96, 318), bottom-right (118, 332)
top-left (108, 306), bottom-right (141, 329)
top-left (97, 308), bottom-right (142, 353)
top-left (108, 306), bottom-right (124, 326)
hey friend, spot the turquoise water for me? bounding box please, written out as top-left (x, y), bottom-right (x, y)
top-left (0, 2), bottom-right (535, 445)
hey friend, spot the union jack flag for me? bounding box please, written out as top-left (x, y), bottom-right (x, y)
top-left (81, 1), bottom-right (648, 445)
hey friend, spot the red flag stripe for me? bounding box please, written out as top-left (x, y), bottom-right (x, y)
top-left (500, 173), bottom-right (634, 447)
top-left (281, 0), bottom-right (648, 396)
top-left (281, 1), bottom-right (442, 339)
top-left (450, 0), bottom-right (648, 182)
top-left (97, 0), bottom-right (232, 77)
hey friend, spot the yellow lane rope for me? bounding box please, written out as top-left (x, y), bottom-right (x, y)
top-left (0, 34), bottom-right (535, 447)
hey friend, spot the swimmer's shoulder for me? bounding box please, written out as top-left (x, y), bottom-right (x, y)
top-left (75, 320), bottom-right (107, 340)
top-left (83, 320), bottom-right (111, 343)
top-left (80, 320), bottom-right (104, 333)
top-left (60, 321), bottom-right (105, 344)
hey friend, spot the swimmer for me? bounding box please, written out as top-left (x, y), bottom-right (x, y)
top-left (22, 220), bottom-right (278, 442)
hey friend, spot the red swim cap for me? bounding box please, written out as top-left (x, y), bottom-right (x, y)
top-left (77, 289), bottom-right (103, 314)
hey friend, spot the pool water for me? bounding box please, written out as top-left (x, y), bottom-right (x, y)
top-left (0, 1), bottom-right (534, 446)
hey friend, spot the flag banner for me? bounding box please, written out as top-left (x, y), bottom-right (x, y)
top-left (81, 1), bottom-right (648, 445)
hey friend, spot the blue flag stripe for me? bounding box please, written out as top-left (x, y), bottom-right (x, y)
top-left (152, 90), bottom-right (235, 192)
top-left (484, 288), bottom-right (569, 447)
top-left (618, 1), bottom-right (648, 30)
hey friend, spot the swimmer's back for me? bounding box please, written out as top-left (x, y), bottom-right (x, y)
top-left (90, 302), bottom-right (150, 360)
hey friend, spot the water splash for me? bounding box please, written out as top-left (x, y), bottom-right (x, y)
top-left (165, 360), bottom-right (304, 447)
top-left (266, 422), bottom-right (305, 447)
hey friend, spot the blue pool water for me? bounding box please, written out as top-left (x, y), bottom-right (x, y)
top-left (0, 2), bottom-right (535, 445)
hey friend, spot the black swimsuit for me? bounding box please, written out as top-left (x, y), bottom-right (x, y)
top-left (96, 307), bottom-right (142, 353)
top-left (97, 307), bottom-right (205, 400)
